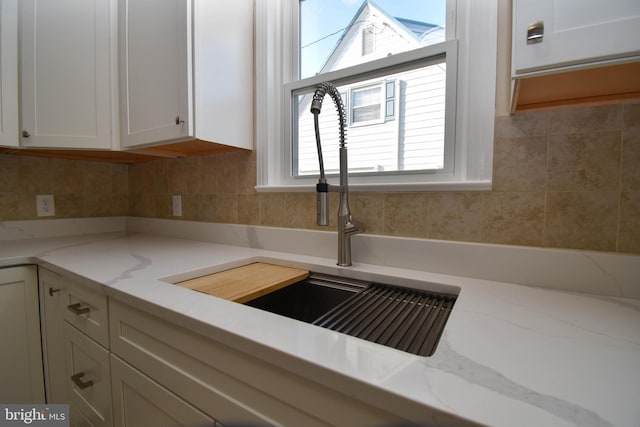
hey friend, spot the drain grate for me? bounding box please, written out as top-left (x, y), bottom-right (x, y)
top-left (312, 283), bottom-right (456, 357)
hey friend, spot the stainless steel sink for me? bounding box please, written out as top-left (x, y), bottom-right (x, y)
top-left (244, 273), bottom-right (456, 357)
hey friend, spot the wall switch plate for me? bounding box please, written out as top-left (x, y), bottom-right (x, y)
top-left (172, 195), bottom-right (182, 217)
top-left (36, 195), bottom-right (55, 217)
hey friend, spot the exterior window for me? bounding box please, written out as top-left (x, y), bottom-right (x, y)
top-left (351, 84), bottom-right (382, 124)
top-left (255, 0), bottom-right (497, 190)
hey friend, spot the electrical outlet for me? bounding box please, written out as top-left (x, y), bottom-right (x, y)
top-left (36, 195), bottom-right (55, 217)
top-left (172, 195), bottom-right (182, 217)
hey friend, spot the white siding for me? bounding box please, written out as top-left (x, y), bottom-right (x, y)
top-left (296, 5), bottom-right (447, 176)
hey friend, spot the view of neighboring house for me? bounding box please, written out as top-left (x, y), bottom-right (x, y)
top-left (296, 0), bottom-right (446, 176)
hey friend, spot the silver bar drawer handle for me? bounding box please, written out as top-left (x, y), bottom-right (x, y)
top-left (527, 21), bottom-right (544, 44)
top-left (49, 288), bottom-right (60, 296)
top-left (70, 372), bottom-right (94, 390)
top-left (67, 303), bottom-right (90, 315)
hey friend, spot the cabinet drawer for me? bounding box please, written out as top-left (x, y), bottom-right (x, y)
top-left (65, 323), bottom-right (112, 427)
top-left (63, 280), bottom-right (109, 348)
top-left (111, 354), bottom-right (215, 427)
top-left (109, 300), bottom-right (405, 426)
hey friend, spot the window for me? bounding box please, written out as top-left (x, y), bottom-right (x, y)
top-left (255, 0), bottom-right (497, 191)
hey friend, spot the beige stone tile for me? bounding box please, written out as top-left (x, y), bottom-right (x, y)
top-left (83, 161), bottom-right (112, 194)
top-left (549, 104), bottom-right (621, 135)
top-left (481, 192), bottom-right (545, 246)
top-left (622, 104), bottom-right (640, 192)
top-left (494, 111), bottom-right (547, 138)
top-left (168, 157), bottom-right (200, 194)
top-left (216, 193), bottom-right (238, 223)
top-left (58, 194), bottom-right (83, 218)
top-left (85, 192), bottom-right (116, 217)
top-left (237, 151), bottom-right (257, 195)
top-left (18, 193), bottom-right (38, 220)
top-left (350, 192), bottom-right (384, 235)
top-left (622, 132), bottom-right (640, 192)
top-left (112, 164), bottom-right (129, 196)
top-left (429, 192), bottom-right (482, 242)
top-left (198, 194), bottom-right (217, 222)
top-left (129, 193), bottom-right (155, 217)
top-left (0, 193), bottom-right (19, 220)
top-left (259, 193), bottom-right (286, 227)
top-left (154, 195), bottom-right (171, 219)
top-left (544, 191), bottom-right (618, 251)
top-left (284, 193), bottom-right (316, 229)
top-left (383, 193), bottom-right (427, 238)
top-left (548, 131), bottom-right (621, 191)
top-left (619, 192), bottom-right (640, 254)
top-left (128, 162), bottom-right (155, 196)
top-left (216, 153), bottom-right (238, 194)
top-left (493, 135), bottom-right (547, 191)
top-left (0, 155), bottom-right (20, 191)
top-left (238, 194), bottom-right (259, 225)
top-left (622, 101), bottom-right (640, 133)
top-left (112, 194), bottom-right (129, 216)
top-left (199, 155), bottom-right (218, 194)
top-left (180, 194), bottom-right (200, 221)
top-left (19, 156), bottom-right (54, 194)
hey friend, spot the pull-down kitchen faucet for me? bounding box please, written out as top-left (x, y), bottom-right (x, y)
top-left (311, 82), bottom-right (365, 267)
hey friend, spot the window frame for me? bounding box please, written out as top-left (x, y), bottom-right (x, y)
top-left (255, 0), bottom-right (497, 192)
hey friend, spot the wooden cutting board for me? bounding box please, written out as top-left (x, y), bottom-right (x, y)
top-left (175, 262), bottom-right (309, 303)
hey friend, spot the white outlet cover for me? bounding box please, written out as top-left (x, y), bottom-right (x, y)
top-left (36, 194), bottom-right (55, 217)
top-left (172, 195), bottom-right (182, 217)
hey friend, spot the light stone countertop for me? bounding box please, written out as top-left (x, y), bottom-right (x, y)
top-left (1, 222), bottom-right (639, 427)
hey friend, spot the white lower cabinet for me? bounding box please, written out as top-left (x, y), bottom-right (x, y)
top-left (65, 323), bottom-right (112, 427)
top-left (111, 355), bottom-right (215, 427)
top-left (109, 300), bottom-right (406, 426)
top-left (0, 265), bottom-right (45, 403)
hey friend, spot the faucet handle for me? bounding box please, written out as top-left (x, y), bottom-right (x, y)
top-left (316, 179), bottom-right (330, 226)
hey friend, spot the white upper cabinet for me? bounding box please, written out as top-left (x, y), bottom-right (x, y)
top-left (20, 0), bottom-right (118, 149)
top-left (119, 0), bottom-right (253, 150)
top-left (512, 0), bottom-right (640, 76)
top-left (0, 0), bottom-right (18, 148)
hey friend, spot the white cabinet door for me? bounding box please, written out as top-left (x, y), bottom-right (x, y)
top-left (20, 0), bottom-right (116, 149)
top-left (0, 0), bottom-right (18, 148)
top-left (111, 355), bottom-right (215, 427)
top-left (513, 0), bottom-right (640, 75)
top-left (40, 268), bottom-right (70, 404)
top-left (0, 265), bottom-right (45, 403)
top-left (119, 0), bottom-right (190, 148)
top-left (65, 323), bottom-right (112, 427)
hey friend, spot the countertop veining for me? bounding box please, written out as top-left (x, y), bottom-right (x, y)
top-left (1, 222), bottom-right (639, 426)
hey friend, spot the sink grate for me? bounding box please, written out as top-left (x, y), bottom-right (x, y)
top-left (312, 283), bottom-right (456, 357)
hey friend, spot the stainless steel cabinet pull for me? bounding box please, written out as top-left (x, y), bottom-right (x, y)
top-left (527, 21), bottom-right (544, 44)
top-left (49, 288), bottom-right (60, 296)
top-left (67, 302), bottom-right (90, 315)
top-left (22, 130), bottom-right (31, 138)
top-left (175, 116), bottom-right (184, 125)
top-left (70, 372), bottom-right (94, 390)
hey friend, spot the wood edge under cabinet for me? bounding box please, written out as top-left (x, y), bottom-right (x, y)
top-left (511, 61), bottom-right (640, 113)
top-left (0, 139), bottom-right (250, 163)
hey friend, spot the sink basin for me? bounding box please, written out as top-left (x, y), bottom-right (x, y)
top-left (245, 274), bottom-right (366, 323)
top-left (243, 272), bottom-right (457, 357)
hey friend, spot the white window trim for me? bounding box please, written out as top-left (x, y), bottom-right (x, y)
top-left (255, 0), bottom-right (497, 192)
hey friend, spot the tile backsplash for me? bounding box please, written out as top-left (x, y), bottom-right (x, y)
top-left (1, 102), bottom-right (639, 254)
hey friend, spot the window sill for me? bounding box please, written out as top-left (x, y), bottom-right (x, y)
top-left (255, 180), bottom-right (492, 193)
